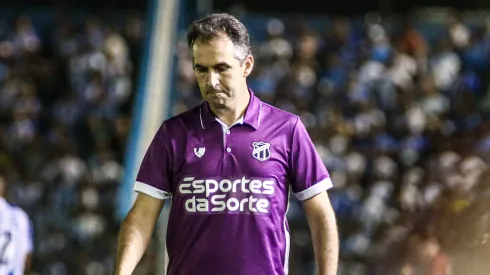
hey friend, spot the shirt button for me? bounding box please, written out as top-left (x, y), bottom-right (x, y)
top-left (226, 148), bottom-right (231, 153)
top-left (226, 130), bottom-right (230, 135)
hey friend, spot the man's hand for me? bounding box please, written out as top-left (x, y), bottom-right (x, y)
top-left (24, 253), bottom-right (32, 274)
top-left (302, 191), bottom-right (339, 275)
top-left (114, 193), bottom-right (165, 275)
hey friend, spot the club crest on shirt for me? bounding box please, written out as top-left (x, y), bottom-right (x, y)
top-left (252, 141), bottom-right (271, 161)
top-left (194, 147), bottom-right (205, 158)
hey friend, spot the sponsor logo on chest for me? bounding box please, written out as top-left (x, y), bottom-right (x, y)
top-left (177, 177), bottom-right (276, 214)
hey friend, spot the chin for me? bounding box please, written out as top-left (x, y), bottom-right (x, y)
top-left (207, 97), bottom-right (227, 109)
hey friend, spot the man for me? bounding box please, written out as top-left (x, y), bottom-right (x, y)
top-left (0, 176), bottom-right (33, 275)
top-left (115, 13), bottom-right (338, 275)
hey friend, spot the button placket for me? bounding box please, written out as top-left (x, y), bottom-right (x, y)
top-left (225, 127), bottom-right (232, 154)
top-left (222, 126), bottom-right (229, 157)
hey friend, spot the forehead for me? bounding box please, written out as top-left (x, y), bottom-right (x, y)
top-left (192, 36), bottom-right (238, 65)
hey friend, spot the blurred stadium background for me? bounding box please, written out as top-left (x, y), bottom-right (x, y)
top-left (2, 0), bottom-right (490, 274)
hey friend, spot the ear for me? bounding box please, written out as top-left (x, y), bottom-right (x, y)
top-left (243, 55), bottom-right (254, 77)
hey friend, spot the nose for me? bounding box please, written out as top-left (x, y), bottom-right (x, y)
top-left (207, 71), bottom-right (219, 89)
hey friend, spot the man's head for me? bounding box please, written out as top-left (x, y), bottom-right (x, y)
top-left (187, 13), bottom-right (254, 110)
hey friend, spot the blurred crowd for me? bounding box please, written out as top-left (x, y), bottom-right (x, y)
top-left (175, 9), bottom-right (490, 275)
top-left (3, 6), bottom-right (490, 275)
top-left (0, 10), bottom-right (145, 274)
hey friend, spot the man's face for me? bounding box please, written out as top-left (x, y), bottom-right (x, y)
top-left (192, 35), bottom-right (253, 110)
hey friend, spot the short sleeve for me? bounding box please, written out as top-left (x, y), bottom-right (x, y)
top-left (133, 122), bottom-right (173, 200)
top-left (289, 117), bottom-right (333, 201)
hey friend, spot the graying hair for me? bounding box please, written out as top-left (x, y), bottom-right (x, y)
top-left (187, 13), bottom-right (252, 63)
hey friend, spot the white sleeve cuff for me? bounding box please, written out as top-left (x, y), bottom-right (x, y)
top-left (133, 181), bottom-right (172, 200)
top-left (294, 178), bottom-right (333, 201)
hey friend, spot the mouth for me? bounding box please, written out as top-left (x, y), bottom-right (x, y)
top-left (206, 90), bottom-right (223, 97)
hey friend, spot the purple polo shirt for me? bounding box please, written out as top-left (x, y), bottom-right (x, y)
top-left (134, 90), bottom-right (332, 275)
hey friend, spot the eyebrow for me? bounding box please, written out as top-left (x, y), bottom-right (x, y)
top-left (194, 62), bottom-right (232, 69)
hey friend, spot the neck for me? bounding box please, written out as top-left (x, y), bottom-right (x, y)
top-left (211, 87), bottom-right (250, 126)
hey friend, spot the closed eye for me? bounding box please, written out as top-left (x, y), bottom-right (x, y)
top-left (215, 64), bottom-right (231, 73)
top-left (194, 65), bottom-right (207, 73)
top-left (194, 63), bottom-right (232, 73)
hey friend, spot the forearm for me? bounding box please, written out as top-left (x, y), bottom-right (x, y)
top-left (24, 253), bottom-right (32, 274)
top-left (114, 213), bottom-right (154, 275)
top-left (308, 205), bottom-right (339, 275)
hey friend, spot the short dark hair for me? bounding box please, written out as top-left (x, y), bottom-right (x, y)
top-left (186, 13), bottom-right (252, 62)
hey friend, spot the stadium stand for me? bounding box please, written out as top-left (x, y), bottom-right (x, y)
top-left (0, 9), bottom-right (145, 274)
top-left (2, 5), bottom-right (490, 274)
